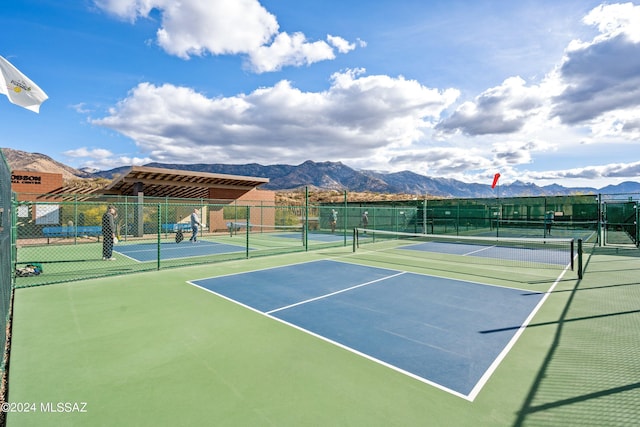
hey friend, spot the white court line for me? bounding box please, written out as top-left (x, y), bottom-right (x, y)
top-left (462, 245), bottom-right (496, 256)
top-left (187, 258), bottom-right (567, 401)
top-left (466, 262), bottom-right (573, 401)
top-left (266, 271), bottom-right (406, 315)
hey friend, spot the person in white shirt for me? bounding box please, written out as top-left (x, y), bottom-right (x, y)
top-left (190, 208), bottom-right (202, 243)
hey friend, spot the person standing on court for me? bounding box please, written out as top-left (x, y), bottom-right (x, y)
top-left (544, 211), bottom-right (554, 236)
top-left (361, 211), bottom-right (368, 232)
top-left (102, 205), bottom-right (117, 260)
top-left (330, 209), bottom-right (338, 233)
top-left (190, 208), bottom-right (202, 243)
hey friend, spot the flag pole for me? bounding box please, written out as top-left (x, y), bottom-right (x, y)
top-left (491, 173), bottom-right (501, 237)
top-left (497, 180), bottom-right (500, 237)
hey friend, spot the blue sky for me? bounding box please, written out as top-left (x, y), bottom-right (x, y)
top-left (2, 0), bottom-right (640, 188)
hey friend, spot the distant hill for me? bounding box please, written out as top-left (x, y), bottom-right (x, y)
top-left (2, 147), bottom-right (90, 181)
top-left (3, 147), bottom-right (640, 197)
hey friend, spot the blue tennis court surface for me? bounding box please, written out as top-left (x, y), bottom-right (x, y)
top-left (189, 259), bottom-right (545, 399)
top-left (114, 240), bottom-right (246, 262)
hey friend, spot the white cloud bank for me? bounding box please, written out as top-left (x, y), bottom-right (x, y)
top-left (90, 69), bottom-right (459, 166)
top-left (88, 2), bottom-right (640, 186)
top-left (93, 0), bottom-right (359, 72)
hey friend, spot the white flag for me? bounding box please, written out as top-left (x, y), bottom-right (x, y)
top-left (0, 55), bottom-right (48, 113)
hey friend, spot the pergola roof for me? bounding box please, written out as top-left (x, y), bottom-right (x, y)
top-left (35, 184), bottom-right (105, 201)
top-left (102, 166), bottom-right (269, 199)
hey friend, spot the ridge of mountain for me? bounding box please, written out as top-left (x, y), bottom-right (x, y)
top-left (3, 147), bottom-right (640, 197)
top-left (2, 147), bottom-right (90, 180)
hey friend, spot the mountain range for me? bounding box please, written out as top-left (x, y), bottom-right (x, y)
top-left (4, 147), bottom-right (640, 198)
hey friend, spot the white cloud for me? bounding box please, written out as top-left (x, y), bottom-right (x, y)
top-left (435, 4), bottom-right (640, 140)
top-left (582, 2), bottom-right (640, 43)
top-left (246, 32), bottom-right (336, 73)
top-left (91, 69), bottom-right (459, 167)
top-left (551, 3), bottom-right (640, 128)
top-left (327, 35), bottom-right (356, 53)
top-left (94, 0), bottom-right (359, 71)
top-left (86, 2), bottom-right (640, 186)
top-left (63, 147), bottom-right (152, 170)
top-left (524, 160), bottom-right (640, 181)
top-left (436, 76), bottom-right (548, 136)
top-left (71, 102), bottom-right (92, 114)
top-left (387, 146), bottom-right (492, 176)
top-left (423, 3), bottom-right (640, 186)
top-left (93, 0), bottom-right (154, 22)
top-left (64, 147), bottom-right (114, 159)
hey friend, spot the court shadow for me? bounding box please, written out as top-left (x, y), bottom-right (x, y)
top-left (512, 245), bottom-right (640, 426)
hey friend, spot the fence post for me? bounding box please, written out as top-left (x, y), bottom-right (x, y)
top-left (73, 195), bottom-right (79, 245)
top-left (344, 190), bottom-right (348, 246)
top-left (157, 204), bottom-right (161, 270)
top-left (245, 205), bottom-right (250, 259)
top-left (304, 186), bottom-right (309, 251)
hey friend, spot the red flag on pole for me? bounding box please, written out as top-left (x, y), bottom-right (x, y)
top-left (491, 173), bottom-right (501, 189)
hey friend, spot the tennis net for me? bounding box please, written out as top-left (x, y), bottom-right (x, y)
top-left (226, 221), bottom-right (304, 236)
top-left (354, 228), bottom-right (577, 271)
top-left (229, 223), bottom-right (307, 249)
top-left (491, 219), bottom-right (598, 240)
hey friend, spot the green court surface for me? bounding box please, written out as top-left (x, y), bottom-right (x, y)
top-left (6, 242), bottom-right (640, 426)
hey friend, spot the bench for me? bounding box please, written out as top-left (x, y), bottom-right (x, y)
top-left (161, 223), bottom-right (192, 233)
top-left (42, 226), bottom-right (102, 243)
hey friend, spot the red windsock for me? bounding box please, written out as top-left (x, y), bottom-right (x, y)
top-left (491, 173), bottom-right (501, 189)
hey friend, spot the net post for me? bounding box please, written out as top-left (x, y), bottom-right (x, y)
top-left (571, 239), bottom-right (574, 271)
top-left (577, 239), bottom-right (583, 279)
top-left (353, 228), bottom-right (357, 252)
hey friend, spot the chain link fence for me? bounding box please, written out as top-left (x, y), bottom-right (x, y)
top-left (601, 193), bottom-right (640, 245)
top-left (13, 198), bottom-right (386, 287)
top-left (0, 150), bottom-right (14, 418)
top-left (10, 189), bottom-right (640, 289)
